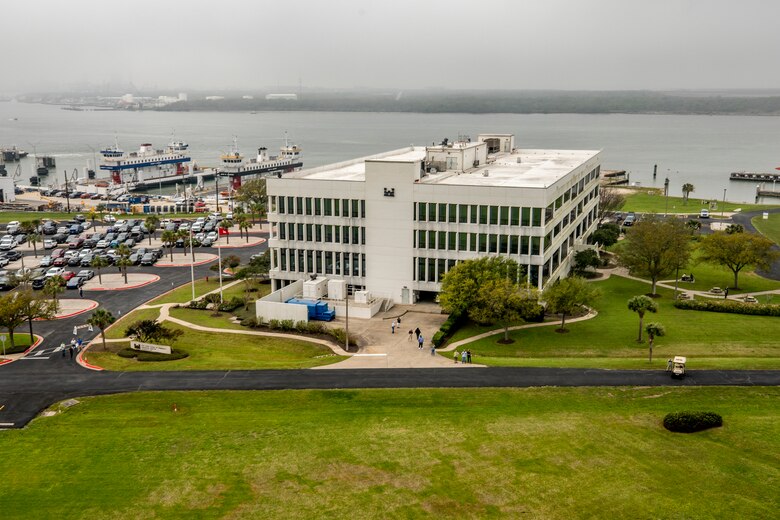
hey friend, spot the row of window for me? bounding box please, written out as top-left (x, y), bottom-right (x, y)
top-left (271, 196), bottom-right (365, 218)
top-left (275, 249), bottom-right (365, 277)
top-left (415, 230), bottom-right (544, 255)
top-left (276, 223), bottom-right (366, 245)
top-left (416, 203), bottom-right (544, 226)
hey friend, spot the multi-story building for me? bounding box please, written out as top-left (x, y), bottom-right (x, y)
top-left (267, 133), bottom-right (601, 305)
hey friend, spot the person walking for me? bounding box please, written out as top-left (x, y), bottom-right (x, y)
top-left (461, 350), bottom-right (467, 363)
top-left (79, 285), bottom-right (84, 298)
top-left (408, 329), bottom-right (413, 341)
top-left (397, 316), bottom-right (402, 326)
top-left (418, 334), bottom-right (424, 350)
top-left (430, 344), bottom-right (436, 356)
top-left (666, 358), bottom-right (673, 372)
top-left (69, 346), bottom-right (74, 359)
top-left (391, 320), bottom-right (396, 334)
top-left (414, 327), bottom-right (421, 340)
top-left (61, 343), bottom-right (66, 358)
top-left (453, 350), bottom-right (459, 363)
top-left (466, 350), bottom-right (472, 364)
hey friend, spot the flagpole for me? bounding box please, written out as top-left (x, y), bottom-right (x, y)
top-left (189, 225), bottom-right (195, 301)
top-left (217, 241), bottom-right (224, 303)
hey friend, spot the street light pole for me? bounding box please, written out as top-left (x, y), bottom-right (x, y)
top-left (722, 188), bottom-right (727, 218)
top-left (664, 175), bottom-right (670, 217)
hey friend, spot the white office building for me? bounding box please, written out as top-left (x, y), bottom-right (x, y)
top-left (266, 133), bottom-right (601, 305)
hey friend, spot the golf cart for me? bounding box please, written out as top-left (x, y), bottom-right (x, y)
top-left (670, 356), bottom-right (686, 379)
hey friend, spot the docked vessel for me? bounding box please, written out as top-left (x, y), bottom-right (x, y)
top-left (218, 136), bottom-right (303, 190)
top-left (1, 146), bottom-right (28, 161)
top-left (730, 170), bottom-right (780, 182)
top-left (98, 139), bottom-right (214, 191)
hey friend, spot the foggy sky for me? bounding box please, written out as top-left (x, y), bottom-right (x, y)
top-left (4, 0), bottom-right (780, 93)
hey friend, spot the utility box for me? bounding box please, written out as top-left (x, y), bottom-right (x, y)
top-left (328, 279), bottom-right (346, 300)
top-left (354, 290), bottom-right (371, 304)
top-left (303, 277), bottom-right (328, 299)
top-left (286, 298), bottom-right (336, 321)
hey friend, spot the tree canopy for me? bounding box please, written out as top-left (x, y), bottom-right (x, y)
top-left (469, 279), bottom-right (541, 342)
top-left (699, 231), bottom-right (778, 289)
top-left (619, 215), bottom-right (691, 294)
top-left (125, 320), bottom-right (183, 345)
top-left (439, 257), bottom-right (524, 319)
top-left (627, 295), bottom-right (658, 343)
top-left (542, 276), bottom-right (600, 331)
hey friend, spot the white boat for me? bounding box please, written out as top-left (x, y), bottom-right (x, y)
top-left (217, 134), bottom-right (303, 190)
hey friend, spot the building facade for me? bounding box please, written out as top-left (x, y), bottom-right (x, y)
top-left (267, 133), bottom-right (601, 304)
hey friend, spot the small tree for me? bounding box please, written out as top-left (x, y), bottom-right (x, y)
top-left (234, 178), bottom-right (267, 223)
top-left (91, 254), bottom-right (110, 284)
top-left (725, 223), bottom-right (744, 234)
top-left (627, 295), bottom-right (658, 343)
top-left (439, 257), bottom-right (524, 319)
top-left (573, 249), bottom-right (601, 275)
top-left (177, 229), bottom-right (190, 257)
top-left (542, 276), bottom-right (600, 332)
top-left (43, 276), bottom-right (66, 311)
top-left (161, 230), bottom-right (177, 261)
top-left (685, 220), bottom-right (702, 234)
top-left (219, 220), bottom-right (233, 244)
top-left (597, 188), bottom-right (626, 225)
top-left (681, 183), bottom-right (695, 204)
top-left (87, 308), bottom-right (116, 351)
top-left (0, 291), bottom-right (30, 349)
top-left (470, 279), bottom-right (539, 343)
top-left (237, 215), bottom-right (250, 242)
top-left (28, 232), bottom-right (41, 258)
top-left (19, 291), bottom-right (55, 343)
top-left (125, 319), bottom-right (183, 344)
top-left (645, 322), bottom-right (666, 362)
top-left (591, 223), bottom-right (621, 247)
top-left (145, 215), bottom-right (160, 245)
top-left (699, 232), bottom-right (779, 289)
top-left (115, 244), bottom-right (132, 284)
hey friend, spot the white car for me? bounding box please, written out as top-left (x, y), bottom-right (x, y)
top-left (225, 212), bottom-right (234, 220)
top-left (45, 267), bottom-right (65, 278)
top-left (0, 236), bottom-right (17, 250)
top-left (103, 214), bottom-right (117, 223)
top-left (700, 209), bottom-right (710, 218)
top-left (6, 221), bottom-right (20, 234)
top-left (44, 238), bottom-right (57, 249)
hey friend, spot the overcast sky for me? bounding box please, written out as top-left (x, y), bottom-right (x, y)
top-left (3, 0), bottom-right (779, 93)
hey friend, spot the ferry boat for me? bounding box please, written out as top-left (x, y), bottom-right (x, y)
top-left (98, 139), bottom-right (214, 191)
top-left (218, 135), bottom-right (303, 190)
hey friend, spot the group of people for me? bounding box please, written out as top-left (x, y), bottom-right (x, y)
top-left (453, 349), bottom-right (473, 364)
top-left (61, 338), bottom-right (83, 360)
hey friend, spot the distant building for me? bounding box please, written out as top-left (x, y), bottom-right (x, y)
top-left (178, 92), bottom-right (188, 101)
top-left (242, 95), bottom-right (254, 100)
top-left (265, 93), bottom-right (298, 101)
top-left (266, 132), bottom-right (601, 304)
top-left (205, 96), bottom-right (225, 101)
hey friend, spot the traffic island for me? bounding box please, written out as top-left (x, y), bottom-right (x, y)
top-left (47, 299), bottom-right (99, 319)
top-left (215, 237), bottom-right (266, 249)
top-left (155, 253), bottom-right (218, 267)
top-left (83, 273), bottom-right (160, 291)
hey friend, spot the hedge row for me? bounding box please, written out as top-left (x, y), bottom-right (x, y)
top-left (673, 298), bottom-right (780, 316)
top-left (663, 411), bottom-right (723, 433)
top-left (117, 347), bottom-right (189, 362)
top-left (187, 296), bottom-right (244, 312)
top-left (241, 317), bottom-right (359, 347)
top-left (432, 314), bottom-right (464, 347)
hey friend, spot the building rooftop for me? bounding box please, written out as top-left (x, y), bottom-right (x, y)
top-left (286, 145), bottom-right (600, 189)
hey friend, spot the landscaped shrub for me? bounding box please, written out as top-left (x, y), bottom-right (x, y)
top-left (268, 319), bottom-right (280, 330)
top-left (280, 320), bottom-right (295, 331)
top-left (328, 327), bottom-right (359, 347)
top-left (674, 298), bottom-right (780, 316)
top-left (217, 296), bottom-right (244, 312)
top-left (432, 330), bottom-right (445, 347)
top-left (188, 299), bottom-right (209, 310)
top-left (663, 411), bottom-right (723, 433)
top-left (117, 347), bottom-right (189, 362)
top-left (295, 321), bottom-right (309, 333)
top-left (306, 322), bottom-right (326, 334)
top-left (240, 317), bottom-right (258, 328)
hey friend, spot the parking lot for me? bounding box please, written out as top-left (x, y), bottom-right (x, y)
top-left (0, 212), bottom-right (265, 293)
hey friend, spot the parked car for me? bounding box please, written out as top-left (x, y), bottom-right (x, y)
top-left (80, 254), bottom-right (94, 267)
top-left (76, 269), bottom-right (95, 280)
top-left (39, 256), bottom-right (54, 268)
top-left (42, 222), bottom-right (57, 235)
top-left (52, 233), bottom-right (68, 244)
top-left (700, 208), bottom-right (710, 219)
top-left (5, 221), bottom-right (20, 234)
top-left (67, 255), bottom-right (82, 267)
top-left (61, 271), bottom-right (76, 282)
top-left (31, 276), bottom-right (47, 290)
top-left (45, 267), bottom-right (65, 278)
top-left (0, 257), bottom-right (9, 268)
top-left (13, 234), bottom-right (26, 245)
top-left (44, 238), bottom-right (57, 249)
top-left (66, 236), bottom-right (85, 249)
top-left (123, 238), bottom-right (136, 248)
top-left (66, 276), bottom-right (85, 289)
top-left (0, 236), bottom-right (17, 250)
top-left (74, 214), bottom-right (86, 223)
top-left (103, 214), bottom-right (117, 223)
top-left (140, 253), bottom-right (157, 266)
top-left (0, 276), bottom-right (18, 291)
top-left (2, 250), bottom-right (22, 261)
top-left (51, 248), bottom-right (66, 258)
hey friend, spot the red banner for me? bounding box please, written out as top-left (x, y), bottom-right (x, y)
top-left (218, 227), bottom-right (229, 236)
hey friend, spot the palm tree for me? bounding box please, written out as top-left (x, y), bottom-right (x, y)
top-left (145, 215), bottom-right (160, 245)
top-left (177, 229), bottom-right (190, 257)
top-left (87, 308), bottom-right (115, 351)
top-left (115, 244), bottom-right (132, 284)
top-left (237, 215), bottom-right (250, 243)
top-left (43, 276), bottom-right (66, 312)
top-left (219, 219), bottom-right (233, 244)
top-left (90, 254), bottom-right (110, 284)
top-left (645, 322), bottom-right (666, 362)
top-left (161, 230), bottom-right (177, 261)
top-left (627, 295), bottom-right (658, 343)
top-left (28, 232), bottom-right (41, 258)
top-left (88, 208), bottom-right (98, 230)
top-left (681, 183), bottom-right (695, 204)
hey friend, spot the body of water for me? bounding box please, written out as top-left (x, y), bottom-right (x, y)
top-left (1, 101), bottom-right (779, 203)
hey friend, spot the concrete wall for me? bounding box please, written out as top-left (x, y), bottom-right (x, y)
top-left (256, 300), bottom-right (309, 323)
top-left (260, 279), bottom-right (304, 303)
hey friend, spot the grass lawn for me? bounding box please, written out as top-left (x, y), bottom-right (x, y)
top-left (148, 279), bottom-right (228, 305)
top-left (0, 333), bottom-right (36, 355)
top-left (168, 307), bottom-right (246, 330)
top-left (669, 248), bottom-right (780, 294)
top-left (103, 307), bottom-right (161, 340)
top-left (459, 276), bottom-right (780, 369)
top-left (752, 212), bottom-right (780, 246)
top-left (622, 191), bottom-right (778, 214)
top-left (0, 387), bottom-right (777, 519)
top-left (89, 323), bottom-right (344, 370)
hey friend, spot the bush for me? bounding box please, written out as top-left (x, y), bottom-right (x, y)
top-left (674, 298), bottom-right (780, 316)
top-left (217, 296), bottom-right (243, 312)
top-left (295, 320), bottom-right (309, 333)
top-left (328, 327), bottom-right (359, 347)
top-left (117, 347), bottom-right (189, 362)
top-left (268, 319), bottom-right (280, 330)
top-left (240, 317), bottom-right (258, 328)
top-left (188, 299), bottom-right (209, 310)
top-left (280, 319), bottom-right (295, 331)
top-left (663, 411), bottom-right (723, 433)
top-left (432, 331), bottom-right (446, 347)
top-left (306, 322), bottom-right (326, 334)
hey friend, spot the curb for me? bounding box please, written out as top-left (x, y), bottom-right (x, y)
top-left (36, 300), bottom-right (99, 320)
top-left (85, 275), bottom-right (161, 291)
top-left (216, 238), bottom-right (266, 249)
top-left (0, 335), bottom-right (45, 365)
top-left (156, 256), bottom-right (216, 268)
top-left (77, 348), bottom-right (104, 371)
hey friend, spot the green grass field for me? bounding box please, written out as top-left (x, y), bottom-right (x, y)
top-left (89, 323), bottom-right (344, 370)
top-left (621, 190), bottom-right (778, 214)
top-left (667, 248), bottom-right (780, 293)
top-left (148, 279), bottom-right (235, 305)
top-left (168, 307), bottom-right (246, 330)
top-left (0, 333), bottom-right (36, 355)
top-left (0, 387), bottom-right (777, 519)
top-left (457, 276), bottom-right (780, 369)
top-left (752, 212), bottom-right (780, 245)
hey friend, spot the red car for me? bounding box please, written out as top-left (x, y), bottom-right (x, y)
top-left (52, 256), bottom-right (68, 267)
top-left (51, 248), bottom-right (67, 258)
top-left (61, 271), bottom-right (76, 281)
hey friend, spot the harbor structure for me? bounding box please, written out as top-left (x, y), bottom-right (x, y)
top-left (266, 133), bottom-right (601, 305)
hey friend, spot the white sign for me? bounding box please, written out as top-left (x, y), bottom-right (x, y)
top-left (130, 341), bottom-right (172, 355)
